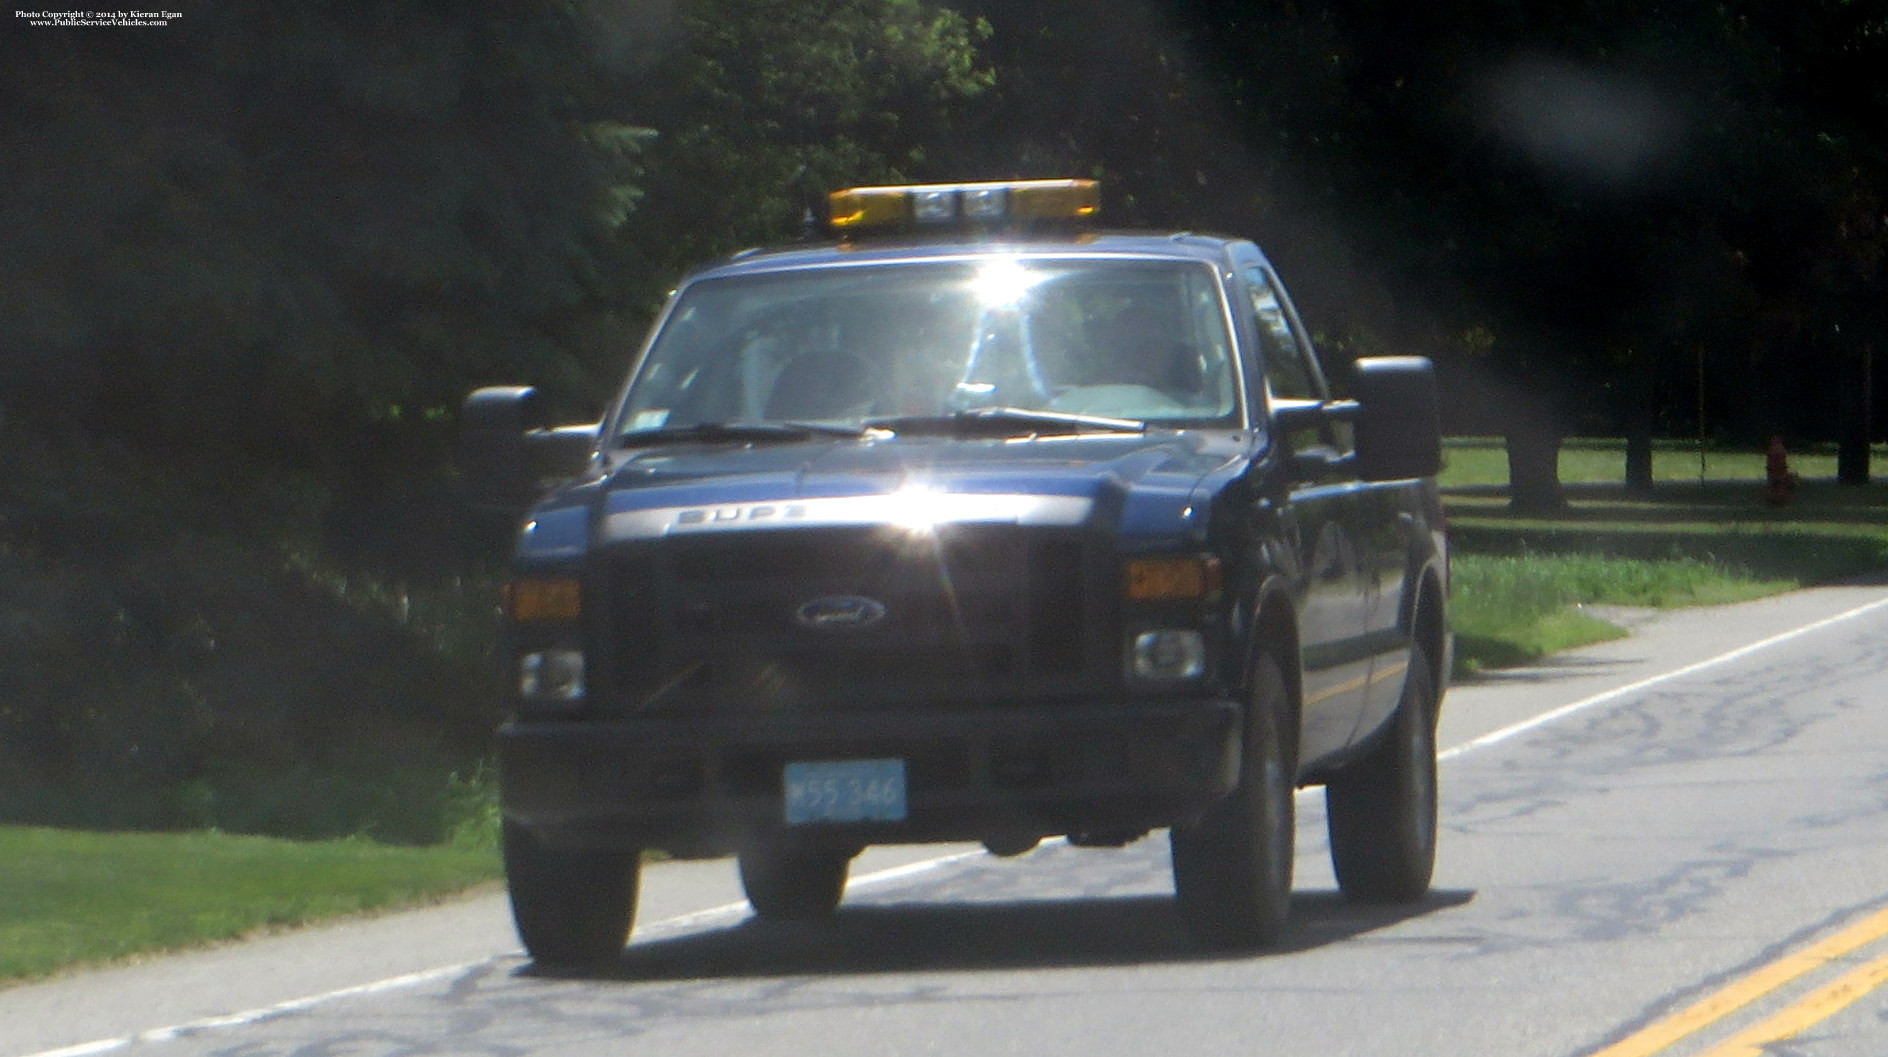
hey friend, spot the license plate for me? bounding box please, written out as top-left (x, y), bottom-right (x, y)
top-left (783, 759), bottom-right (907, 824)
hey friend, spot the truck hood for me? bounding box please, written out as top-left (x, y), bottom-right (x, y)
top-left (538, 432), bottom-right (1247, 553)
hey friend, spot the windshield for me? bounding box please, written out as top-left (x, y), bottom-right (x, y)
top-left (612, 256), bottom-right (1241, 441)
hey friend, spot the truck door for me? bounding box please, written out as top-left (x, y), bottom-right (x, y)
top-left (1349, 483), bottom-right (1418, 743)
top-left (1251, 262), bottom-right (1421, 747)
top-left (1243, 263), bottom-right (1375, 766)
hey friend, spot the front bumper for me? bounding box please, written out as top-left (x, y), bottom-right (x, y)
top-left (500, 698), bottom-right (1242, 854)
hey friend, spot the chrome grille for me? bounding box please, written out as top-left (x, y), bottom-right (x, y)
top-left (596, 524), bottom-right (1103, 713)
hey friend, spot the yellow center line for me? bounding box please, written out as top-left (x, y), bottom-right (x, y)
top-left (1695, 948), bottom-right (1888, 1057)
top-left (1584, 905), bottom-right (1888, 1057)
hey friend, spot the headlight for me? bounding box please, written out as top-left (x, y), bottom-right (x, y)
top-left (520, 649), bottom-right (585, 705)
top-left (1132, 630), bottom-right (1206, 680)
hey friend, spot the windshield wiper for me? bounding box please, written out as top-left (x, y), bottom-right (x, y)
top-left (618, 421), bottom-right (877, 449)
top-left (865, 407), bottom-right (1147, 437)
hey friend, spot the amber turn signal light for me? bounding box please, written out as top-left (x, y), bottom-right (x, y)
top-left (1124, 556), bottom-right (1222, 601)
top-left (504, 578), bottom-right (582, 621)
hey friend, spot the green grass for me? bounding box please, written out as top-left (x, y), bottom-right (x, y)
top-left (1441, 438), bottom-right (1888, 673)
top-left (1439, 435), bottom-right (1886, 488)
top-left (0, 826), bottom-right (500, 983)
top-left (1449, 552), bottom-right (1787, 671)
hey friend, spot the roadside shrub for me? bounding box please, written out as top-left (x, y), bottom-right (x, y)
top-left (0, 424), bottom-right (504, 844)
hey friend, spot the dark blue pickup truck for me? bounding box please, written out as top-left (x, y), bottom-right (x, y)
top-left (462, 179), bottom-right (1450, 963)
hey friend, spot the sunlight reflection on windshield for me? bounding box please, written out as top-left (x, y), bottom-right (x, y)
top-left (969, 258), bottom-right (1045, 307)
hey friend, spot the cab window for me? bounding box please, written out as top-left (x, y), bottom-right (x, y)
top-left (1244, 265), bottom-right (1351, 455)
top-left (1244, 266), bottom-right (1323, 401)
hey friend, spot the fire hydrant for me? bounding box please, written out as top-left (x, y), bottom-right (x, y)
top-left (1765, 435), bottom-right (1798, 506)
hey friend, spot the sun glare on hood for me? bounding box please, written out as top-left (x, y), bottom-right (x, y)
top-left (884, 485), bottom-right (960, 535)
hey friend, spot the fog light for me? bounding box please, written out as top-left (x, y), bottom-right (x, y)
top-left (1132, 630), bottom-right (1206, 680)
top-left (520, 649), bottom-right (585, 704)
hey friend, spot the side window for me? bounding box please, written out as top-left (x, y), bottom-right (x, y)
top-left (1244, 266), bottom-right (1321, 401)
top-left (1244, 265), bottom-right (1352, 456)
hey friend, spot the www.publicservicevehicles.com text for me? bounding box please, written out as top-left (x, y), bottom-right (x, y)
top-left (14, 9), bottom-right (181, 26)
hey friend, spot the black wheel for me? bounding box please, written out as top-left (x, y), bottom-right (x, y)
top-left (1170, 651), bottom-right (1296, 949)
top-left (503, 821), bottom-right (640, 966)
top-left (738, 843), bottom-right (852, 920)
top-left (1326, 644), bottom-right (1438, 903)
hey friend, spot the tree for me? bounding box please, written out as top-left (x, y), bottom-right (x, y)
top-left (1161, 0), bottom-right (1887, 506)
top-left (613, 0), bottom-right (994, 304)
top-left (0, 0), bottom-right (645, 466)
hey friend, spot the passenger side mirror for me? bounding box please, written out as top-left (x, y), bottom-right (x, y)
top-left (1350, 357), bottom-right (1441, 482)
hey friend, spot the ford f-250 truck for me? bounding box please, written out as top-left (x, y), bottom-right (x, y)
top-left (462, 179), bottom-right (1450, 964)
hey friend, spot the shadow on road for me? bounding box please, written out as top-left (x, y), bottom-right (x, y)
top-left (524, 888), bottom-right (1475, 982)
top-left (1455, 650), bottom-right (1647, 687)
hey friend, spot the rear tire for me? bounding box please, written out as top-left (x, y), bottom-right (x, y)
top-left (738, 843), bottom-right (852, 920)
top-left (1326, 644), bottom-right (1438, 903)
top-left (1170, 651), bottom-right (1295, 949)
top-left (503, 822), bottom-right (640, 966)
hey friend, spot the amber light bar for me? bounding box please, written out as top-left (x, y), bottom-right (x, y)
top-left (828, 179), bottom-right (1099, 234)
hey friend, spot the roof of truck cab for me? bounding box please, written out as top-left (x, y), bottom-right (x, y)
top-left (681, 231), bottom-right (1261, 282)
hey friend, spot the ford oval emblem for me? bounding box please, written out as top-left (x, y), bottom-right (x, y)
top-left (795, 595), bottom-right (887, 631)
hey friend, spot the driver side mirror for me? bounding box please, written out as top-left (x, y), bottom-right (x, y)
top-left (459, 386), bottom-right (599, 508)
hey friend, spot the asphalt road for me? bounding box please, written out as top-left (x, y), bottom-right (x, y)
top-left (7, 581), bottom-right (1888, 1057)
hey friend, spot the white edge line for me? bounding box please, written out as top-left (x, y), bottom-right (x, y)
top-left (18, 850), bottom-right (995, 1057)
top-left (27, 1042), bottom-right (128, 1057)
top-left (1438, 592), bottom-right (1888, 762)
top-left (631, 847), bottom-right (991, 937)
top-left (23, 591), bottom-right (1888, 1057)
top-left (23, 963), bottom-right (479, 1057)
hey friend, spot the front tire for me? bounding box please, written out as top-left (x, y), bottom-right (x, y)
top-left (1326, 644), bottom-right (1439, 902)
top-left (738, 843), bottom-right (852, 920)
top-left (503, 822), bottom-right (640, 966)
top-left (1170, 651), bottom-right (1296, 949)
